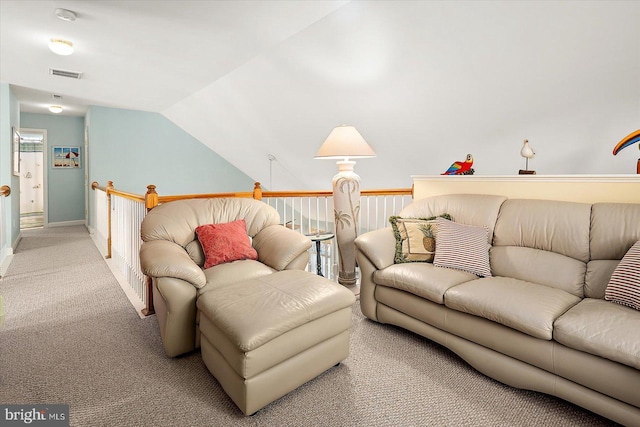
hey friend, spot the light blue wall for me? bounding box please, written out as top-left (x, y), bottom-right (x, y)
top-left (87, 106), bottom-right (254, 195)
top-left (5, 103), bottom-right (256, 231)
top-left (20, 113), bottom-right (85, 224)
top-left (85, 106), bottom-right (255, 228)
top-left (0, 83), bottom-right (21, 248)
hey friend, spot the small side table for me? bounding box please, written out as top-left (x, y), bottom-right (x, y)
top-left (306, 233), bottom-right (335, 277)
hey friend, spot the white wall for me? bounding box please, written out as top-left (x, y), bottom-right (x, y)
top-left (19, 152), bottom-right (44, 213)
top-left (163, 1), bottom-right (640, 191)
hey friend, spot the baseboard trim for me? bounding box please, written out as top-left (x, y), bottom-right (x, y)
top-left (47, 220), bottom-right (86, 228)
top-left (87, 227), bottom-right (109, 258)
top-left (0, 248), bottom-right (14, 278)
top-left (86, 234), bottom-right (145, 319)
top-left (103, 258), bottom-right (146, 319)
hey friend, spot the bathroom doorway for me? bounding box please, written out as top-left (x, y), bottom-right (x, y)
top-left (19, 128), bottom-right (47, 229)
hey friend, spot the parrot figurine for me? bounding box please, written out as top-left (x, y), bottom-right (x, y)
top-left (442, 154), bottom-right (474, 175)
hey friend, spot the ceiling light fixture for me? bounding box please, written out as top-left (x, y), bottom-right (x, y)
top-left (48, 38), bottom-right (74, 55)
top-left (49, 105), bottom-right (63, 114)
top-left (55, 8), bottom-right (77, 22)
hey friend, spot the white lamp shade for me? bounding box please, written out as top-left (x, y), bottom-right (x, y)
top-left (315, 125), bottom-right (376, 160)
top-left (48, 105), bottom-right (63, 113)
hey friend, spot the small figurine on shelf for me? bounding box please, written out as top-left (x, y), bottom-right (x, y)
top-left (519, 139), bottom-right (536, 175)
top-left (442, 154), bottom-right (474, 175)
top-left (612, 129), bottom-right (640, 174)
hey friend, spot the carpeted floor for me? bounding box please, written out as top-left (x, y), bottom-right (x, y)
top-left (0, 226), bottom-right (617, 426)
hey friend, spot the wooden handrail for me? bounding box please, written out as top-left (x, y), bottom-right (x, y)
top-left (157, 191), bottom-right (255, 204)
top-left (92, 180), bottom-right (414, 203)
top-left (108, 188), bottom-right (145, 203)
top-left (91, 181), bottom-right (105, 192)
top-left (92, 180), bottom-right (143, 202)
top-left (0, 185), bottom-right (10, 197)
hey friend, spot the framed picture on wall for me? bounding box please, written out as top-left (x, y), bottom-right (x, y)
top-left (12, 127), bottom-right (20, 176)
top-left (53, 146), bottom-right (81, 168)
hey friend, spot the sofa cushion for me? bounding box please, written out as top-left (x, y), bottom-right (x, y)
top-left (444, 277), bottom-right (581, 340)
top-left (490, 246), bottom-right (586, 297)
top-left (554, 298), bottom-right (640, 370)
top-left (374, 263), bottom-right (478, 304)
top-left (399, 194), bottom-right (506, 244)
top-left (389, 214), bottom-right (451, 263)
top-left (433, 218), bottom-right (491, 277)
top-left (199, 259), bottom-right (275, 296)
top-left (493, 199), bottom-right (591, 263)
top-left (590, 203), bottom-right (640, 260)
top-left (605, 240), bottom-right (640, 311)
top-left (585, 260), bottom-right (619, 299)
top-left (196, 220), bottom-right (258, 269)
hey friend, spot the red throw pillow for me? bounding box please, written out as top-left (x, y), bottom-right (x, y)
top-left (195, 220), bottom-right (258, 269)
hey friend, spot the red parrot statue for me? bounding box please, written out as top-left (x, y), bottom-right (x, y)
top-left (442, 154), bottom-right (474, 175)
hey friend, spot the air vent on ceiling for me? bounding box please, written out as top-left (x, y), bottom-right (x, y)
top-left (52, 93), bottom-right (63, 100)
top-left (49, 68), bottom-right (83, 79)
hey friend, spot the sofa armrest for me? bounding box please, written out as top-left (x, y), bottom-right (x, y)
top-left (354, 227), bottom-right (396, 271)
top-left (253, 224), bottom-right (312, 271)
top-left (354, 227), bottom-right (396, 322)
top-left (140, 240), bottom-right (206, 289)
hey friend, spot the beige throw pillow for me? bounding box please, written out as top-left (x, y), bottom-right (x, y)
top-left (390, 214), bottom-right (452, 263)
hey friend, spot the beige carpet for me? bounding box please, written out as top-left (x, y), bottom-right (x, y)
top-left (0, 226), bottom-right (617, 426)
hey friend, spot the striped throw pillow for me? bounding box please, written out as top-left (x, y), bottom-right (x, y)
top-left (433, 217), bottom-right (492, 277)
top-left (605, 241), bottom-right (640, 311)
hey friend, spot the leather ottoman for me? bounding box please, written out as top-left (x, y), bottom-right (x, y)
top-left (196, 269), bottom-right (356, 415)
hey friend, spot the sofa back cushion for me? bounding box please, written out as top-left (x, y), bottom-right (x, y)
top-left (399, 194), bottom-right (506, 244)
top-left (586, 203), bottom-right (640, 298)
top-left (141, 198), bottom-right (280, 266)
top-left (492, 199), bottom-right (591, 296)
top-left (494, 199), bottom-right (592, 262)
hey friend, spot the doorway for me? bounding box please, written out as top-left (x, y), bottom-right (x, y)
top-left (18, 128), bottom-right (47, 229)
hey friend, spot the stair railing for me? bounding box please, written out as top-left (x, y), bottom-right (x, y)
top-left (91, 182), bottom-right (413, 316)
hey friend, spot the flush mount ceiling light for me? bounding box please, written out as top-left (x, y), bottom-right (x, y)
top-left (49, 105), bottom-right (63, 114)
top-left (48, 38), bottom-right (74, 55)
top-left (55, 8), bottom-right (77, 22)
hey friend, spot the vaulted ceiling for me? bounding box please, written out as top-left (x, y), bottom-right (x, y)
top-left (2, 1), bottom-right (639, 190)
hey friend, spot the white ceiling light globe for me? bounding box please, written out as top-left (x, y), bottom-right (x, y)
top-left (48, 39), bottom-right (74, 55)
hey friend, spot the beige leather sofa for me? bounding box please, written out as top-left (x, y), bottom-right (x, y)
top-left (139, 198), bottom-right (312, 357)
top-left (355, 194), bottom-right (640, 426)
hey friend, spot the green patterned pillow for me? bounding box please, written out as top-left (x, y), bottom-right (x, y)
top-left (390, 214), bottom-right (452, 263)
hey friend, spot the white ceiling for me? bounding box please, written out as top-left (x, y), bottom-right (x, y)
top-left (2, 1), bottom-right (639, 191)
top-left (0, 0), bottom-right (348, 116)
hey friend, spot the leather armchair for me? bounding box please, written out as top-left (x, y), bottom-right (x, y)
top-left (140, 198), bottom-right (312, 356)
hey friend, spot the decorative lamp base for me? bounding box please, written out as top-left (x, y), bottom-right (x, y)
top-left (332, 161), bottom-right (360, 286)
